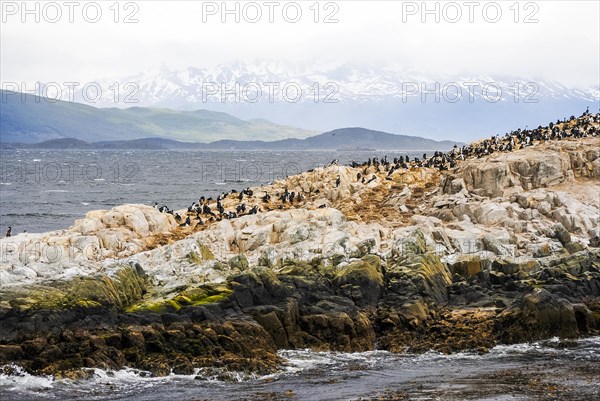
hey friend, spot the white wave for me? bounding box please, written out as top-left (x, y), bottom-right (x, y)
top-left (576, 336), bottom-right (600, 346)
top-left (0, 182), bottom-right (11, 185)
top-left (0, 364), bottom-right (55, 391)
top-left (489, 342), bottom-right (550, 356)
top-left (81, 202), bottom-right (90, 206)
top-left (1, 363), bottom-right (260, 397)
top-left (223, 179), bottom-right (254, 183)
top-left (43, 190), bottom-right (70, 193)
top-left (279, 336), bottom-right (600, 372)
top-left (3, 338), bottom-right (599, 395)
top-left (90, 367), bottom-right (153, 382)
top-left (277, 349), bottom-right (394, 374)
top-left (487, 336), bottom-right (591, 357)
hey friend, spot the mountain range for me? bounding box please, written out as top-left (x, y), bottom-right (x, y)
top-left (1, 89), bottom-right (463, 150)
top-left (84, 61), bottom-right (599, 107)
top-left (27, 61), bottom-right (598, 142)
top-left (2, 128), bottom-right (461, 151)
top-left (3, 59), bottom-right (597, 147)
top-left (0, 90), bottom-right (315, 144)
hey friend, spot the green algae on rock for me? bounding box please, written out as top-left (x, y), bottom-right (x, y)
top-left (1, 266), bottom-right (147, 312)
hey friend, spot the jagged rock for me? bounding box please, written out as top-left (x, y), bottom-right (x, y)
top-left (457, 144), bottom-right (591, 197)
top-left (399, 300), bottom-right (429, 326)
top-left (474, 203), bottom-right (508, 225)
top-left (390, 230), bottom-right (452, 305)
top-left (448, 256), bottom-right (488, 277)
top-left (554, 223), bottom-right (572, 245)
top-left (228, 254), bottom-right (249, 270)
top-left (492, 258), bottom-right (541, 275)
top-left (334, 255), bottom-right (383, 307)
top-left (495, 289), bottom-right (581, 342)
top-left (0, 205), bottom-right (176, 286)
top-left (252, 309), bottom-right (289, 348)
top-left (0, 345), bottom-right (23, 363)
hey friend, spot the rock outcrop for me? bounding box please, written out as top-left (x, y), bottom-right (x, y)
top-left (1, 137), bottom-right (599, 378)
top-left (0, 204), bottom-right (176, 286)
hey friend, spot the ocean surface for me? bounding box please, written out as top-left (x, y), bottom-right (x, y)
top-left (1, 337), bottom-right (599, 400)
top-left (0, 149), bottom-right (427, 234)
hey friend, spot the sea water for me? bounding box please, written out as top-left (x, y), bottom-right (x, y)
top-left (0, 149), bottom-right (427, 234)
top-left (1, 337), bottom-right (599, 400)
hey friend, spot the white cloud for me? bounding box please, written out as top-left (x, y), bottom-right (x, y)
top-left (1, 0), bottom-right (598, 87)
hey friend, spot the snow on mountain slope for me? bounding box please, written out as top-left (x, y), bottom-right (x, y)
top-left (45, 61), bottom-right (600, 107)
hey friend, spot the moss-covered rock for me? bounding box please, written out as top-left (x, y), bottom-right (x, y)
top-left (229, 254), bottom-right (249, 270)
top-left (125, 284), bottom-right (233, 313)
top-left (278, 259), bottom-right (335, 278)
top-left (334, 255), bottom-right (383, 307)
top-left (492, 259), bottom-right (541, 275)
top-left (449, 256), bottom-right (486, 277)
top-left (198, 241), bottom-right (215, 260)
top-left (0, 266), bottom-right (147, 312)
top-left (185, 241), bottom-right (215, 265)
top-left (385, 230), bottom-right (453, 306)
top-left (127, 299), bottom-right (182, 314)
top-left (186, 251), bottom-right (203, 265)
top-left (495, 289), bottom-right (580, 343)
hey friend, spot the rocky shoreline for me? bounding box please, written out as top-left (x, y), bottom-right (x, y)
top-left (1, 121), bottom-right (599, 379)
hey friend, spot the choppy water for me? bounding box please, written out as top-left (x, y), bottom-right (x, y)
top-left (1, 337), bottom-right (599, 401)
top-left (0, 149), bottom-right (427, 234)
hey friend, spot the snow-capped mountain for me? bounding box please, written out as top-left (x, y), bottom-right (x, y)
top-left (78, 61), bottom-right (599, 106)
top-left (33, 61), bottom-right (600, 141)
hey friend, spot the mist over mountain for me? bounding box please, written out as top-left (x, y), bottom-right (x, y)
top-left (37, 61), bottom-right (599, 142)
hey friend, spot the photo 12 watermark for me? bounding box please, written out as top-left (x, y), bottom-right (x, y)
top-left (200, 81), bottom-right (340, 103)
top-left (0, 1), bottom-right (140, 23)
top-left (200, 160), bottom-right (307, 183)
top-left (400, 81), bottom-right (540, 103)
top-left (401, 1), bottom-right (540, 23)
top-left (1, 161), bottom-right (141, 184)
top-left (0, 239), bottom-right (143, 264)
top-left (198, 160), bottom-right (363, 184)
top-left (200, 1), bottom-right (340, 23)
top-left (1, 81), bottom-right (140, 104)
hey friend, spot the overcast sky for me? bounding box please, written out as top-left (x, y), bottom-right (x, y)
top-left (1, 0), bottom-right (599, 87)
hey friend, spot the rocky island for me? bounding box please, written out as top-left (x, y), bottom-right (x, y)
top-left (1, 113), bottom-right (599, 381)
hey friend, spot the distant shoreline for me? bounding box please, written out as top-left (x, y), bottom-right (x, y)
top-left (0, 146), bottom-right (454, 152)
